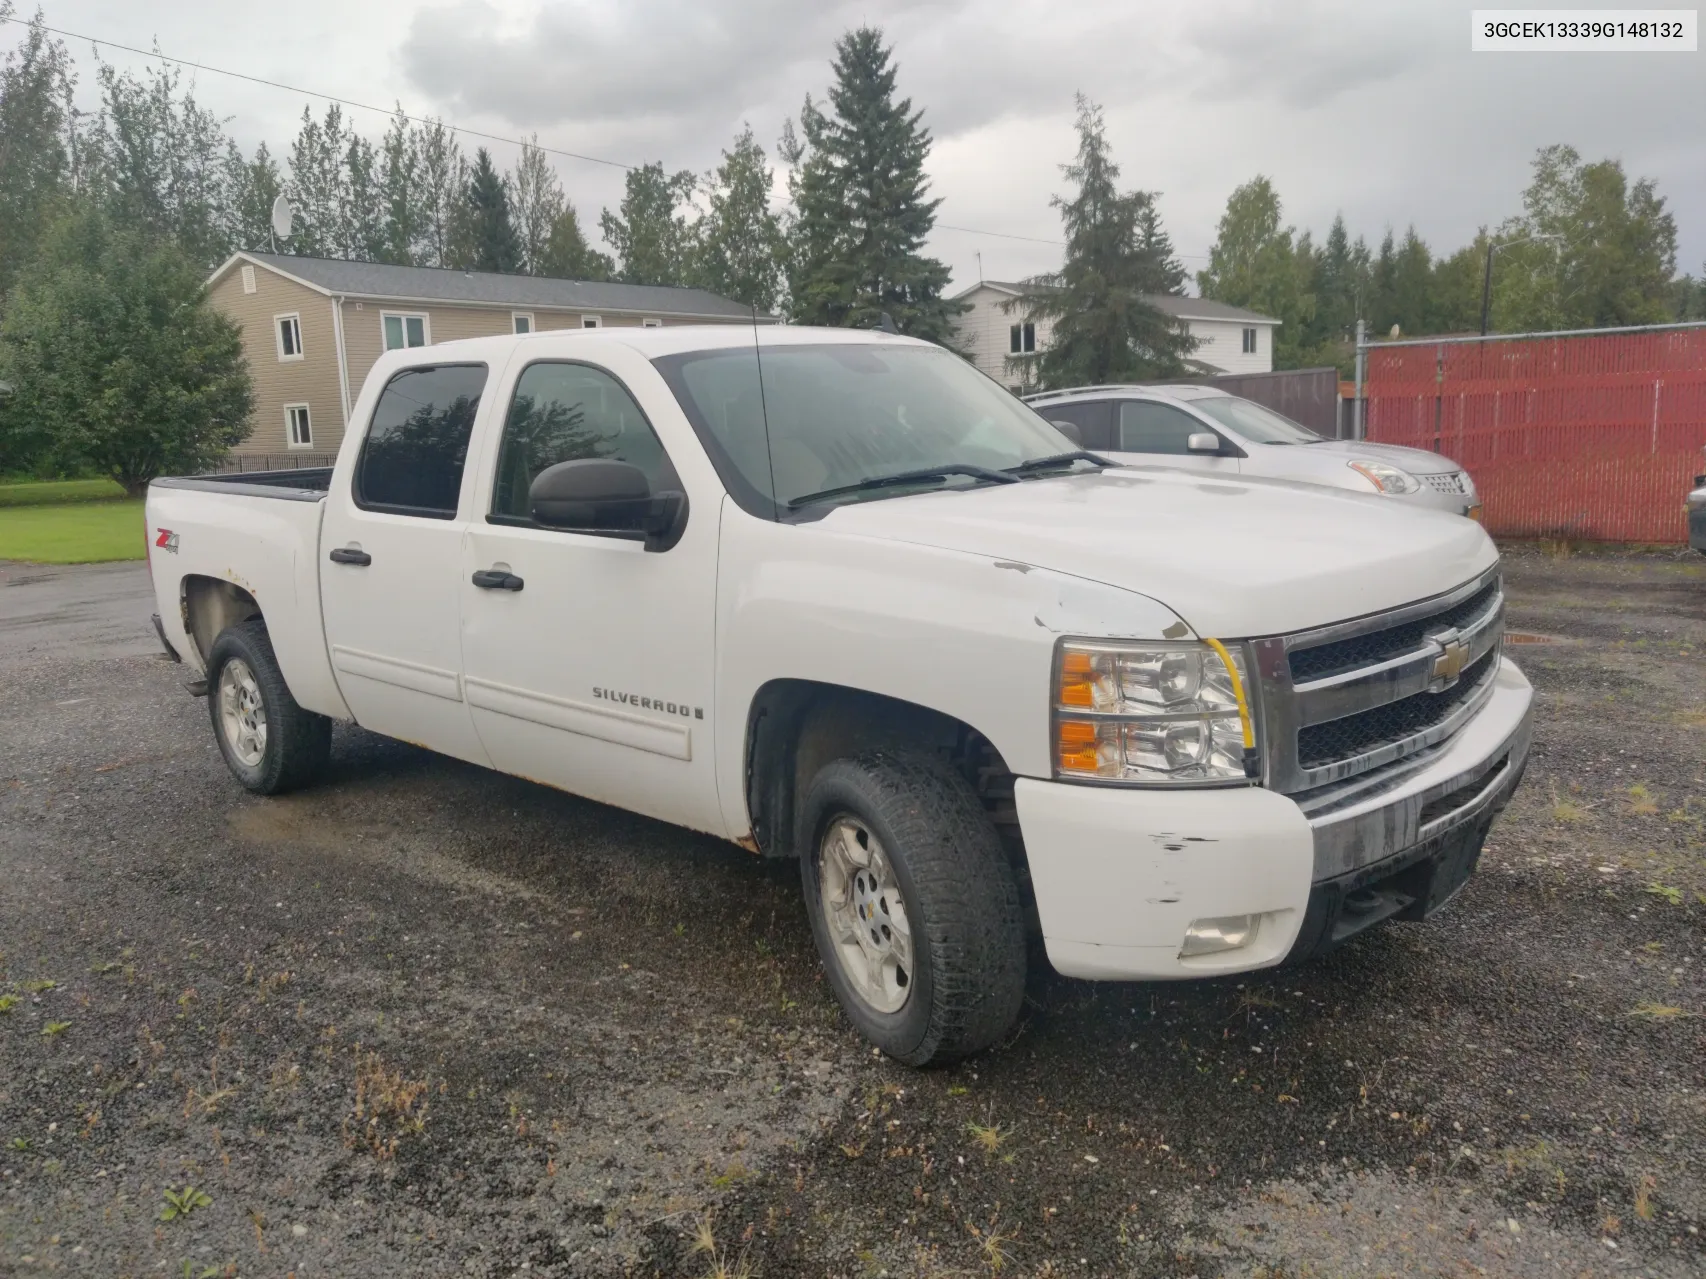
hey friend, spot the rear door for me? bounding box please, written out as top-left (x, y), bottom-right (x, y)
top-left (1111, 399), bottom-right (1242, 475)
top-left (457, 347), bottom-right (723, 833)
top-left (319, 362), bottom-right (493, 766)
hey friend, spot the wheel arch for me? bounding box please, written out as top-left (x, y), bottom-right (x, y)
top-left (181, 575), bottom-right (263, 667)
top-left (742, 679), bottom-right (1026, 874)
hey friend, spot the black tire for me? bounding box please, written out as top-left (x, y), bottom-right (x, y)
top-left (206, 618), bottom-right (331, 795)
top-left (799, 750), bottom-right (1026, 1066)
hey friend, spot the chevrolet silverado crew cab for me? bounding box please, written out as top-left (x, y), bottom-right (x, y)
top-left (145, 326), bottom-right (1532, 1066)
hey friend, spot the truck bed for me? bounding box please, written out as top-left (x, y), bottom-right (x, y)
top-left (144, 467), bottom-right (350, 721)
top-left (150, 468), bottom-right (333, 500)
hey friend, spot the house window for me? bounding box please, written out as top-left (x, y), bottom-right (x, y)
top-left (275, 313), bottom-right (303, 361)
top-left (241, 265), bottom-right (256, 294)
top-left (1008, 322), bottom-right (1035, 354)
top-left (641, 318), bottom-right (663, 328)
top-left (512, 313), bottom-right (533, 335)
top-left (382, 312), bottom-right (430, 351)
top-left (285, 404), bottom-right (313, 449)
top-left (581, 315), bottom-right (602, 329)
top-left (1242, 327), bottom-right (1257, 355)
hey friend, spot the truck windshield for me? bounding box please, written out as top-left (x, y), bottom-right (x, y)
top-left (655, 344), bottom-right (1080, 515)
top-left (1189, 395), bottom-right (1324, 445)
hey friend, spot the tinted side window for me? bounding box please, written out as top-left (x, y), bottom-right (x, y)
top-left (355, 364), bottom-right (488, 517)
top-left (1040, 400), bottom-right (1114, 451)
top-left (491, 362), bottom-right (677, 522)
top-left (1118, 401), bottom-right (1206, 455)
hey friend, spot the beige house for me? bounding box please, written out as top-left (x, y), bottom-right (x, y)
top-left (205, 252), bottom-right (766, 465)
top-left (951, 280), bottom-right (1280, 391)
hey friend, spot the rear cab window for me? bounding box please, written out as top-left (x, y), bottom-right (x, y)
top-left (354, 364), bottom-right (490, 518)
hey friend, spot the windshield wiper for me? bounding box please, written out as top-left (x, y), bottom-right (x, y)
top-left (786, 464), bottom-right (1019, 509)
top-left (1004, 450), bottom-right (1111, 475)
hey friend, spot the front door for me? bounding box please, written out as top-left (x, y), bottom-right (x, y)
top-left (1115, 400), bottom-right (1243, 475)
top-left (319, 361), bottom-right (492, 766)
top-left (458, 354), bottom-right (722, 833)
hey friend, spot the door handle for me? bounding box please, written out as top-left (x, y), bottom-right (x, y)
top-left (328, 547), bottom-right (371, 566)
top-left (471, 569), bottom-right (524, 591)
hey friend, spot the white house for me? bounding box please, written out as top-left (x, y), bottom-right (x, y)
top-left (950, 280), bottom-right (1280, 391)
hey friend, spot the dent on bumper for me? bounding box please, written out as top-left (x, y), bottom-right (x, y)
top-left (1013, 657), bottom-right (1533, 983)
top-left (1014, 781), bottom-right (1314, 981)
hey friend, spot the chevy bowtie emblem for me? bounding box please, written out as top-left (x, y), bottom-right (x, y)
top-left (1431, 638), bottom-right (1470, 686)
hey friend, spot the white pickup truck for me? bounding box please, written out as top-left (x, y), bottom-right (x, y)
top-left (145, 326), bottom-right (1532, 1065)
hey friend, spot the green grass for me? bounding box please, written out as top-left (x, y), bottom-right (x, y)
top-left (0, 478), bottom-right (128, 507)
top-left (0, 499), bottom-right (146, 562)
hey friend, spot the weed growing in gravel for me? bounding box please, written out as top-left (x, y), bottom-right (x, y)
top-left (1634, 1174), bottom-right (1657, 1220)
top-left (966, 1119), bottom-right (1010, 1156)
top-left (1644, 882), bottom-right (1684, 905)
top-left (21, 979), bottom-right (56, 993)
top-left (1550, 786), bottom-right (1592, 823)
top-left (159, 1185), bottom-right (212, 1222)
top-left (0, 994), bottom-right (17, 1013)
top-left (1626, 784), bottom-right (1660, 816)
top-left (40, 1020), bottom-right (69, 1037)
top-left (1629, 1001), bottom-right (1689, 1019)
top-left (685, 1213), bottom-right (754, 1279)
top-left (345, 1048), bottom-right (429, 1159)
top-left (969, 1215), bottom-right (1018, 1272)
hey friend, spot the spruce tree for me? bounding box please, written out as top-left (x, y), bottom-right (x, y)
top-left (464, 147), bottom-right (521, 273)
top-left (785, 27), bottom-right (960, 341)
top-left (1009, 96), bottom-right (1195, 389)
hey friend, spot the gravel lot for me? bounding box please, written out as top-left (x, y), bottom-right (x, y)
top-left (1, 548), bottom-right (1702, 1278)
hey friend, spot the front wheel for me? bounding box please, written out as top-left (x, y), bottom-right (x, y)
top-left (800, 751), bottom-right (1026, 1066)
top-left (206, 619), bottom-right (331, 794)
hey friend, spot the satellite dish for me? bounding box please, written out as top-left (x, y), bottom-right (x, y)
top-left (269, 194), bottom-right (294, 242)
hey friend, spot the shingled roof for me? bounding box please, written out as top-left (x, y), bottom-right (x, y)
top-left (215, 252), bottom-right (767, 320)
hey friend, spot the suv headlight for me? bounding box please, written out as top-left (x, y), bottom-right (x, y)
top-left (1348, 459), bottom-right (1421, 494)
top-left (1054, 640), bottom-right (1258, 785)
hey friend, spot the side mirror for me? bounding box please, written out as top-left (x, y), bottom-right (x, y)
top-left (1186, 432), bottom-right (1222, 454)
top-left (1050, 420), bottom-right (1083, 447)
top-left (529, 458), bottom-right (687, 552)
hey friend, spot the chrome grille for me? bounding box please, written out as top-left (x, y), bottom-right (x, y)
top-left (1421, 471), bottom-right (1468, 495)
top-left (1296, 649), bottom-right (1498, 768)
top-left (1251, 568), bottom-right (1505, 793)
top-left (1287, 581), bottom-right (1499, 683)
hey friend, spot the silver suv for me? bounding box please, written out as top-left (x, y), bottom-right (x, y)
top-left (1026, 385), bottom-right (1481, 518)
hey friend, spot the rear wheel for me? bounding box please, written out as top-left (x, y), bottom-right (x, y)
top-left (800, 750), bottom-right (1026, 1066)
top-left (206, 619), bottom-right (331, 794)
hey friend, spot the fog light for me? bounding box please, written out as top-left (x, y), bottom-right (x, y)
top-left (1179, 914), bottom-right (1258, 958)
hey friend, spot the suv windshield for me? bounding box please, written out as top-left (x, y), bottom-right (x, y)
top-left (1189, 394), bottom-right (1323, 445)
top-left (655, 344), bottom-right (1080, 515)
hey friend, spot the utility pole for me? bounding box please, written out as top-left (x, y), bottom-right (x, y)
top-left (1480, 233), bottom-right (1564, 335)
top-left (1353, 318), bottom-right (1366, 441)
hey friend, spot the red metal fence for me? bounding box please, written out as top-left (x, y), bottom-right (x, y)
top-left (1364, 325), bottom-right (1706, 542)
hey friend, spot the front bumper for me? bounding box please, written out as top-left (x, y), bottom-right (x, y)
top-left (1014, 657), bottom-right (1532, 981)
top-left (1401, 486), bottom-right (1481, 518)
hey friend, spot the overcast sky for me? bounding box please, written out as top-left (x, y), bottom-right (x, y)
top-left (15, 0), bottom-right (1704, 292)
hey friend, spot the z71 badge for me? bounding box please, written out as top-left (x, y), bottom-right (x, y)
top-left (154, 529), bottom-right (179, 553)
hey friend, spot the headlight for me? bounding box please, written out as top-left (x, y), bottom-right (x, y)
top-left (1348, 459), bottom-right (1421, 495)
top-left (1054, 640), bottom-right (1258, 785)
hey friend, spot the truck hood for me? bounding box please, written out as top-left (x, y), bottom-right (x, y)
top-left (818, 467), bottom-right (1497, 638)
